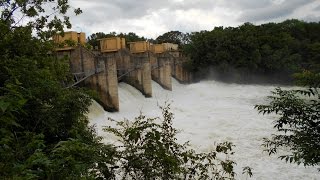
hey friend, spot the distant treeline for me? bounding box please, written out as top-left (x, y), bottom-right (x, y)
top-left (183, 19), bottom-right (320, 84)
top-left (87, 32), bottom-right (147, 49)
top-left (87, 20), bottom-right (320, 84)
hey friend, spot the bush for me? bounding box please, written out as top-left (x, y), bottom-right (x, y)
top-left (105, 103), bottom-right (250, 179)
top-left (256, 85), bottom-right (320, 166)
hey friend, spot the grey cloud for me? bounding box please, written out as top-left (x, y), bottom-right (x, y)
top-left (314, 5), bottom-right (320, 11)
top-left (71, 0), bottom-right (277, 24)
top-left (69, 0), bottom-right (320, 38)
top-left (73, 0), bottom-right (218, 20)
top-left (217, 0), bottom-right (272, 10)
top-left (71, 0), bottom-right (218, 30)
top-left (104, 0), bottom-right (218, 15)
top-left (302, 15), bottom-right (320, 22)
top-left (171, 0), bottom-right (217, 11)
top-left (73, 0), bottom-right (170, 19)
top-left (111, 0), bottom-right (169, 18)
top-left (239, 0), bottom-right (315, 22)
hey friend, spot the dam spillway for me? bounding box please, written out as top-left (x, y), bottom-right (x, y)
top-left (88, 78), bottom-right (320, 179)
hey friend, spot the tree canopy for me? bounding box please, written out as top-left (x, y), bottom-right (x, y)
top-left (155, 30), bottom-right (190, 47)
top-left (183, 20), bottom-right (320, 83)
top-left (0, 1), bottom-right (116, 178)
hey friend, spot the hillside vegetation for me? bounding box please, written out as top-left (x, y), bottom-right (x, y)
top-left (183, 20), bottom-right (320, 83)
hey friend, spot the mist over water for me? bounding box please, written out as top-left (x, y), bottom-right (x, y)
top-left (194, 67), bottom-right (294, 85)
top-left (88, 78), bottom-right (320, 179)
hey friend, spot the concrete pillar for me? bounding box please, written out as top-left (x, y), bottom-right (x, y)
top-left (171, 58), bottom-right (176, 76)
top-left (77, 47), bottom-right (96, 90)
top-left (150, 53), bottom-right (159, 81)
top-left (176, 63), bottom-right (183, 82)
top-left (68, 46), bottom-right (96, 75)
top-left (105, 54), bottom-right (119, 111)
top-left (119, 51), bottom-right (152, 97)
top-left (159, 57), bottom-right (172, 90)
top-left (57, 46), bottom-right (95, 87)
top-left (171, 55), bottom-right (192, 84)
top-left (56, 47), bottom-right (119, 111)
top-left (69, 49), bottom-right (82, 73)
top-left (142, 53), bottom-right (152, 97)
top-left (94, 55), bottom-right (119, 111)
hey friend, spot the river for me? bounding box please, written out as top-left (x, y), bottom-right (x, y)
top-left (88, 78), bottom-right (320, 179)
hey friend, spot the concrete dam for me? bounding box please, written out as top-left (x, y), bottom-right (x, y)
top-left (54, 32), bottom-right (192, 111)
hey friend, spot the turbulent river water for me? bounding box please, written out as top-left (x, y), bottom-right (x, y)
top-left (88, 78), bottom-right (320, 179)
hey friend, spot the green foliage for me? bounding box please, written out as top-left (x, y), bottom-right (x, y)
top-left (184, 20), bottom-right (320, 83)
top-left (155, 30), bottom-right (190, 47)
top-left (255, 85), bottom-right (320, 166)
top-left (119, 32), bottom-right (147, 44)
top-left (294, 70), bottom-right (320, 87)
top-left (0, 1), bottom-right (116, 179)
top-left (0, 0), bottom-right (82, 39)
top-left (105, 104), bottom-right (244, 179)
top-left (0, 33), bottom-right (117, 179)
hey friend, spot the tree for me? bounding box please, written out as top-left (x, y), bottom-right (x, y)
top-left (156, 30), bottom-right (189, 47)
top-left (118, 32), bottom-right (146, 43)
top-left (0, 0), bottom-right (82, 39)
top-left (183, 20), bottom-right (320, 83)
top-left (255, 71), bottom-right (320, 166)
top-left (0, 1), bottom-right (116, 179)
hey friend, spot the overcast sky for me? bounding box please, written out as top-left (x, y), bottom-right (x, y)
top-left (68, 0), bottom-right (320, 38)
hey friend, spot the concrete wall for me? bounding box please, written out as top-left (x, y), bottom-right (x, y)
top-left (151, 53), bottom-right (172, 90)
top-left (53, 31), bottom-right (86, 44)
top-left (100, 37), bottom-right (126, 52)
top-left (56, 46), bottom-right (119, 111)
top-left (95, 54), bottom-right (119, 111)
top-left (55, 46), bottom-right (192, 112)
top-left (129, 41), bottom-right (151, 54)
top-left (115, 50), bottom-right (152, 97)
top-left (170, 52), bottom-right (192, 83)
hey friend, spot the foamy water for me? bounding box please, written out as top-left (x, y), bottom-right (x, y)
top-left (88, 79), bottom-right (320, 179)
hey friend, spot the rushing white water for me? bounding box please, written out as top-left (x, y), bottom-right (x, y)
top-left (88, 78), bottom-right (320, 180)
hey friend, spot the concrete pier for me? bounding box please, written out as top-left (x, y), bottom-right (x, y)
top-left (116, 50), bottom-right (152, 97)
top-left (150, 53), bottom-right (172, 90)
top-left (56, 46), bottom-right (191, 112)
